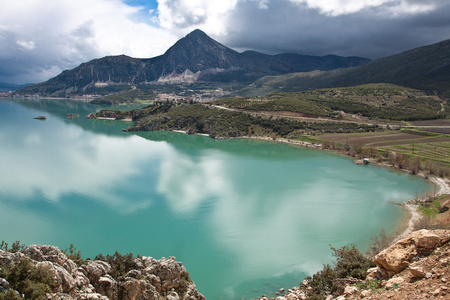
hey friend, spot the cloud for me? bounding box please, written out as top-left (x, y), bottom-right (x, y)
top-left (223, 0), bottom-right (450, 58)
top-left (0, 118), bottom-right (165, 214)
top-left (156, 0), bottom-right (238, 35)
top-left (16, 40), bottom-right (36, 50)
top-left (286, 0), bottom-right (439, 16)
top-left (0, 0), bottom-right (177, 84)
top-left (1, 0), bottom-right (449, 84)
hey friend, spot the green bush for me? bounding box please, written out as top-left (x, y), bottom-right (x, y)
top-left (0, 257), bottom-right (55, 300)
top-left (303, 245), bottom-right (374, 299)
top-left (95, 251), bottom-right (139, 280)
top-left (63, 244), bottom-right (85, 267)
top-left (0, 241), bottom-right (26, 253)
top-left (0, 290), bottom-right (22, 300)
top-left (332, 245), bottom-right (374, 279)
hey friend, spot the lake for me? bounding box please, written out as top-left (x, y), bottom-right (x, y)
top-left (0, 98), bottom-right (432, 299)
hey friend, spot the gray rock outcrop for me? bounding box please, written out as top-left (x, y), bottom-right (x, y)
top-left (0, 245), bottom-right (205, 300)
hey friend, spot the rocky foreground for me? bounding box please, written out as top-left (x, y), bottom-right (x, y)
top-left (265, 229), bottom-right (450, 300)
top-left (1, 230), bottom-right (449, 300)
top-left (0, 245), bottom-right (205, 300)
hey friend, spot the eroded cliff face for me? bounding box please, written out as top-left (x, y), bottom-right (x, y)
top-left (0, 245), bottom-right (205, 300)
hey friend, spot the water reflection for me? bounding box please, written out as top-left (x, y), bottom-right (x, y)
top-left (0, 115), bottom-right (165, 213)
top-left (157, 149), bottom-right (231, 214)
top-left (0, 99), bottom-right (433, 299)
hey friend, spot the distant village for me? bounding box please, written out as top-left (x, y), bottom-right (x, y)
top-left (0, 86), bottom-right (232, 103)
top-left (151, 87), bottom-right (231, 103)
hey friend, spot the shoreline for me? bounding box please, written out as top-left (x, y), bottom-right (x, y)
top-left (394, 174), bottom-right (450, 241)
top-left (137, 129), bottom-right (449, 239)
top-left (236, 135), bottom-right (449, 240)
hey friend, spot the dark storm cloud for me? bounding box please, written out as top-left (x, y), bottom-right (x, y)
top-left (222, 0), bottom-right (450, 59)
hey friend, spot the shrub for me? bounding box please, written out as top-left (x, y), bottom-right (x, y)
top-left (95, 251), bottom-right (139, 280)
top-left (63, 244), bottom-right (85, 267)
top-left (332, 245), bottom-right (374, 279)
top-left (0, 257), bottom-right (55, 300)
top-left (303, 245), bottom-right (374, 299)
top-left (0, 290), bottom-right (22, 300)
top-left (0, 241), bottom-right (26, 253)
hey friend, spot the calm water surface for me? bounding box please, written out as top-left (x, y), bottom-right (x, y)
top-left (0, 99), bottom-right (432, 299)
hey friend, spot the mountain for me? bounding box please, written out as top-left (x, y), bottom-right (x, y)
top-left (0, 82), bottom-right (33, 92)
top-left (241, 38), bottom-right (450, 97)
top-left (16, 29), bottom-right (370, 97)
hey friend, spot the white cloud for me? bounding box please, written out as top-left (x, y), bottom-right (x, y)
top-left (157, 149), bottom-right (230, 214)
top-left (0, 122), bottom-right (165, 214)
top-left (0, 0), bottom-right (449, 84)
top-left (0, 0), bottom-right (178, 83)
top-left (289, 0), bottom-right (438, 16)
top-left (156, 0), bottom-right (238, 35)
top-left (17, 40), bottom-right (36, 50)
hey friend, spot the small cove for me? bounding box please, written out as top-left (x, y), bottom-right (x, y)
top-left (0, 99), bottom-right (433, 299)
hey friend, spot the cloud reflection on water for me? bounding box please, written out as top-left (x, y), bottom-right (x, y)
top-left (0, 104), bottom-right (432, 298)
top-left (0, 123), bottom-right (167, 213)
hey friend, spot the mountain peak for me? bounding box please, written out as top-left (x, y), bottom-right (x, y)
top-left (16, 29), bottom-right (371, 96)
top-left (170, 29), bottom-right (226, 51)
top-left (185, 29), bottom-right (208, 39)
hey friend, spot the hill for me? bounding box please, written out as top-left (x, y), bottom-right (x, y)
top-left (241, 39), bottom-right (450, 98)
top-left (216, 83), bottom-right (446, 121)
top-left (0, 82), bottom-right (32, 93)
top-left (16, 29), bottom-right (369, 97)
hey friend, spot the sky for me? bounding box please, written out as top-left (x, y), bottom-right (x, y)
top-left (1, 0), bottom-right (450, 84)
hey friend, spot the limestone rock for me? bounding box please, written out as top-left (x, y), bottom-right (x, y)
top-left (23, 245), bottom-right (77, 273)
top-left (385, 276), bottom-right (404, 289)
top-left (0, 249), bottom-right (24, 266)
top-left (409, 263), bottom-right (426, 278)
top-left (344, 285), bottom-right (359, 295)
top-left (85, 260), bottom-right (111, 286)
top-left (0, 278), bottom-right (10, 292)
top-left (359, 289), bottom-right (371, 298)
top-left (167, 291), bottom-right (180, 300)
top-left (97, 275), bottom-right (118, 299)
top-left (121, 278), bottom-right (158, 300)
top-left (373, 229), bottom-right (450, 275)
top-left (0, 245), bottom-right (205, 300)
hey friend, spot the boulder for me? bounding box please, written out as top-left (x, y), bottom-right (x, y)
top-left (373, 230), bottom-right (450, 275)
top-left (408, 263), bottom-right (426, 278)
top-left (359, 289), bottom-right (371, 298)
top-left (344, 285), bottom-right (359, 295)
top-left (121, 278), bottom-right (158, 300)
top-left (167, 291), bottom-right (180, 300)
top-left (0, 249), bottom-right (24, 266)
top-left (0, 278), bottom-right (11, 292)
top-left (23, 245), bottom-right (77, 273)
top-left (97, 275), bottom-right (118, 299)
top-left (384, 276), bottom-right (405, 289)
top-left (84, 260), bottom-right (111, 286)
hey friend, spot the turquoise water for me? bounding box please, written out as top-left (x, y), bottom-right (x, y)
top-left (0, 99), bottom-right (432, 299)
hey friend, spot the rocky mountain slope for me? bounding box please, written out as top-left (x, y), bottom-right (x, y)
top-left (16, 29), bottom-right (369, 97)
top-left (0, 245), bottom-right (205, 300)
top-left (242, 39), bottom-right (450, 98)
